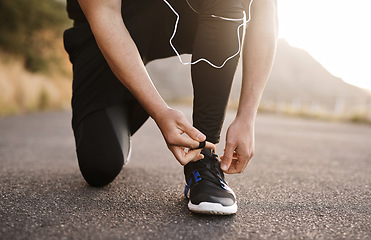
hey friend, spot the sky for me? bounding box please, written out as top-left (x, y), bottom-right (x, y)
top-left (277, 0), bottom-right (371, 91)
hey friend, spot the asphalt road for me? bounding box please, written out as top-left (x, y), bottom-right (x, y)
top-left (0, 106), bottom-right (370, 240)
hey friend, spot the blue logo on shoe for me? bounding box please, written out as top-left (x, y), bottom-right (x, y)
top-left (184, 171), bottom-right (202, 198)
top-left (219, 179), bottom-right (229, 191)
top-left (192, 170), bottom-right (202, 183)
top-left (219, 179), bottom-right (236, 197)
top-left (184, 183), bottom-right (190, 197)
top-left (188, 178), bottom-right (193, 186)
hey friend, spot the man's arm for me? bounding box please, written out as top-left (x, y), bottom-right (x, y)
top-left (221, 0), bottom-right (279, 173)
top-left (77, 0), bottom-right (214, 164)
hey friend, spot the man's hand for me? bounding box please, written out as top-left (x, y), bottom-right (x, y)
top-left (154, 108), bottom-right (215, 165)
top-left (219, 0), bottom-right (278, 174)
top-left (221, 118), bottom-right (255, 174)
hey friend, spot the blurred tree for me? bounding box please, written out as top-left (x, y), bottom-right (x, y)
top-left (0, 0), bottom-right (70, 72)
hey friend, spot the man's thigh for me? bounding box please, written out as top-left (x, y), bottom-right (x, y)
top-left (122, 0), bottom-right (198, 62)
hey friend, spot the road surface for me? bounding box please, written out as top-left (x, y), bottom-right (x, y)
top-left (1, 106), bottom-right (370, 239)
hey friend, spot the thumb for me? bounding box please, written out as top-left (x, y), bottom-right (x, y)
top-left (221, 142), bottom-right (234, 171)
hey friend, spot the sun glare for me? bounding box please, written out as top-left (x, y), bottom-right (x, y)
top-left (277, 0), bottom-right (371, 91)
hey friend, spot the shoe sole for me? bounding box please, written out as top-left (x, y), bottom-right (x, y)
top-left (188, 201), bottom-right (237, 215)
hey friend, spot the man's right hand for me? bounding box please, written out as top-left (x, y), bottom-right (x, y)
top-left (154, 108), bottom-right (215, 165)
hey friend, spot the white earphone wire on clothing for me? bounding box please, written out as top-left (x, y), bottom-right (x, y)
top-left (162, 0), bottom-right (254, 69)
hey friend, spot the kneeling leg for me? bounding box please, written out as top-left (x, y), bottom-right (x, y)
top-left (73, 104), bottom-right (131, 187)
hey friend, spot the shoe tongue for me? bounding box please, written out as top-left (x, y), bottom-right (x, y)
top-left (199, 152), bottom-right (223, 174)
top-left (183, 151), bottom-right (225, 184)
top-left (201, 148), bottom-right (213, 158)
top-left (198, 156), bottom-right (225, 183)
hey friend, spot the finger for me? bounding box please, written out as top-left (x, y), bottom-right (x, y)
top-left (224, 153), bottom-right (252, 174)
top-left (237, 158), bottom-right (250, 172)
top-left (187, 149), bottom-right (205, 162)
top-left (188, 151), bottom-right (204, 163)
top-left (193, 141), bottom-right (206, 149)
top-left (223, 148), bottom-right (238, 158)
top-left (171, 134), bottom-right (201, 149)
top-left (172, 146), bottom-right (204, 165)
top-left (193, 141), bottom-right (216, 151)
top-left (171, 146), bottom-right (188, 165)
top-left (204, 141), bottom-right (216, 151)
top-left (171, 134), bottom-right (216, 151)
top-left (220, 155), bottom-right (238, 161)
top-left (223, 161), bottom-right (239, 174)
top-left (180, 121), bottom-right (206, 142)
top-left (221, 142), bottom-right (235, 172)
top-left (226, 160), bottom-right (245, 174)
top-left (222, 150), bottom-right (239, 158)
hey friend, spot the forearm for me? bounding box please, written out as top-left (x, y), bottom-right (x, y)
top-left (100, 24), bottom-right (169, 119)
top-left (237, 0), bottom-right (278, 122)
top-left (78, 0), bottom-right (169, 120)
top-left (221, 1), bottom-right (278, 173)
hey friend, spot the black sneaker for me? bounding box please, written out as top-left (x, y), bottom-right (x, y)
top-left (183, 149), bottom-right (237, 215)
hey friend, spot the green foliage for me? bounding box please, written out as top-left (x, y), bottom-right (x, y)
top-left (38, 88), bottom-right (50, 110)
top-left (0, 0), bottom-right (70, 72)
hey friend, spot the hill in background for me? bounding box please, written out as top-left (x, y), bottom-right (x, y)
top-left (1, 0), bottom-right (370, 124)
top-left (261, 40), bottom-right (371, 117)
top-left (147, 39), bottom-right (371, 122)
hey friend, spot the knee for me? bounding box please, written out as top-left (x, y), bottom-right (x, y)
top-left (72, 106), bottom-right (128, 187)
top-left (78, 154), bottom-right (123, 187)
top-left (74, 133), bottom-right (124, 187)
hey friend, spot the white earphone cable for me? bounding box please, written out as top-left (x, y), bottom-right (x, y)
top-left (162, 0), bottom-right (254, 69)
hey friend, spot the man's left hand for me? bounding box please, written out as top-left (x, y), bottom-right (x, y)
top-left (220, 118), bottom-right (255, 174)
